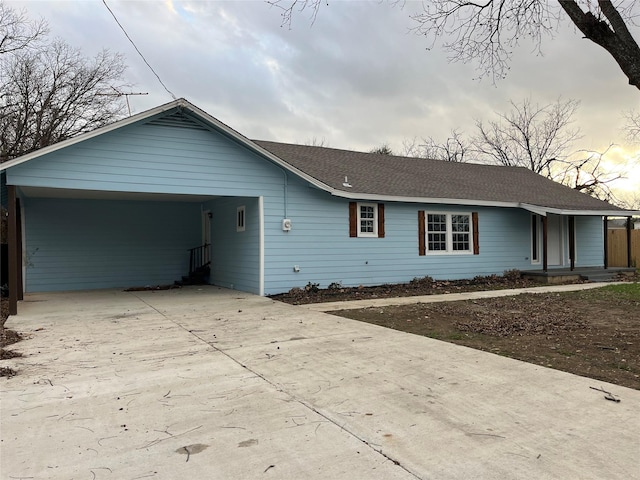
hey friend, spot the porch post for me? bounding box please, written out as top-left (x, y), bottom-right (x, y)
top-left (16, 198), bottom-right (23, 300)
top-left (627, 216), bottom-right (633, 268)
top-left (568, 215), bottom-right (575, 271)
top-left (542, 215), bottom-right (548, 272)
top-left (603, 216), bottom-right (609, 269)
top-left (7, 185), bottom-right (18, 315)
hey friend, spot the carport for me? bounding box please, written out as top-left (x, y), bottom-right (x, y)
top-left (1, 101), bottom-right (278, 314)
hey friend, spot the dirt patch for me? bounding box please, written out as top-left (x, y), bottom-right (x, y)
top-left (1, 297), bottom-right (22, 378)
top-left (332, 284), bottom-right (640, 390)
top-left (270, 271), bottom-right (562, 305)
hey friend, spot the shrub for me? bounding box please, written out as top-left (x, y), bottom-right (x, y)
top-left (410, 275), bottom-right (434, 286)
top-left (304, 282), bottom-right (320, 293)
top-left (503, 269), bottom-right (522, 281)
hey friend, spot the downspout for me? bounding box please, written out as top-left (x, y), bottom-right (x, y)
top-left (275, 165), bottom-right (288, 218)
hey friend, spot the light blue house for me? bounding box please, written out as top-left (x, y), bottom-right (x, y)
top-left (1, 99), bottom-right (636, 305)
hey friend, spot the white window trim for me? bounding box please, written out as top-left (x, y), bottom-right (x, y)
top-left (357, 202), bottom-right (378, 238)
top-left (236, 205), bottom-right (246, 232)
top-left (425, 212), bottom-right (473, 255)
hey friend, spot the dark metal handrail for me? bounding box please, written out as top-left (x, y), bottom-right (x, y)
top-left (188, 243), bottom-right (211, 275)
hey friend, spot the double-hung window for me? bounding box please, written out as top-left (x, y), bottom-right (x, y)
top-left (349, 202), bottom-right (385, 238)
top-left (419, 211), bottom-right (478, 255)
top-left (358, 203), bottom-right (377, 237)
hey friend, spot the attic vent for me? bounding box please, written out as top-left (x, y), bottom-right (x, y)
top-left (147, 112), bottom-right (209, 131)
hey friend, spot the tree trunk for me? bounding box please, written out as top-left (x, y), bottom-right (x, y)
top-left (559, 0), bottom-right (640, 90)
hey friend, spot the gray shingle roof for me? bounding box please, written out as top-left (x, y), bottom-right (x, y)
top-left (253, 140), bottom-right (627, 213)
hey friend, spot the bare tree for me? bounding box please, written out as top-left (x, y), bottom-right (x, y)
top-left (0, 2), bottom-right (129, 162)
top-left (617, 191), bottom-right (640, 210)
top-left (623, 110), bottom-right (640, 143)
top-left (304, 136), bottom-right (329, 147)
top-left (472, 98), bottom-right (581, 177)
top-left (554, 146), bottom-right (624, 201)
top-left (269, 1), bottom-right (640, 89)
top-left (400, 131), bottom-right (474, 162)
top-left (420, 129), bottom-right (472, 162)
top-left (370, 143), bottom-right (393, 155)
top-left (0, 2), bottom-right (46, 54)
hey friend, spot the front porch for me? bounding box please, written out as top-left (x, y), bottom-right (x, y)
top-left (521, 267), bottom-right (637, 284)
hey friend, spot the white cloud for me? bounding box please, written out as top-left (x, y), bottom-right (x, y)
top-left (7, 0), bottom-right (640, 198)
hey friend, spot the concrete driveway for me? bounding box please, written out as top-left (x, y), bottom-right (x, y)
top-left (1, 286), bottom-right (638, 479)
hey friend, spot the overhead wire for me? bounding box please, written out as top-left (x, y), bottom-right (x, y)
top-left (102, 0), bottom-right (177, 100)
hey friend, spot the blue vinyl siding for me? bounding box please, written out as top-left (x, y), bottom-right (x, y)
top-left (260, 177), bottom-right (539, 294)
top-left (207, 197), bottom-right (261, 294)
top-left (4, 109), bottom-right (609, 295)
top-left (575, 216), bottom-right (604, 266)
top-left (6, 116), bottom-right (284, 198)
top-left (22, 198), bottom-right (201, 292)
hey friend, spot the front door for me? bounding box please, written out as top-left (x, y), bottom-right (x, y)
top-left (547, 214), bottom-right (563, 266)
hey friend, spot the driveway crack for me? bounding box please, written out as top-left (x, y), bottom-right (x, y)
top-left (131, 293), bottom-right (423, 479)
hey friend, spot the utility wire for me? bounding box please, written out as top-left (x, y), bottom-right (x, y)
top-left (102, 0), bottom-right (177, 100)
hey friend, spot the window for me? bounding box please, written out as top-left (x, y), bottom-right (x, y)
top-left (236, 206), bottom-right (245, 232)
top-left (419, 211), bottom-right (478, 255)
top-left (359, 203), bottom-right (377, 237)
top-left (531, 214), bottom-right (540, 263)
top-left (349, 202), bottom-right (385, 238)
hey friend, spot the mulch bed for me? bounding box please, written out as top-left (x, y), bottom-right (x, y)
top-left (270, 271), bottom-right (567, 305)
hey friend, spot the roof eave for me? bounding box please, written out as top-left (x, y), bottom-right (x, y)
top-left (519, 203), bottom-right (640, 216)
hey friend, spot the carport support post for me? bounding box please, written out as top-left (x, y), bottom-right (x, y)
top-left (603, 216), bottom-right (609, 269)
top-left (627, 216), bottom-right (633, 268)
top-left (542, 215), bottom-right (548, 272)
top-left (7, 185), bottom-right (18, 315)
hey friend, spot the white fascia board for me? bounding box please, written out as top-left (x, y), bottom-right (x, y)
top-left (327, 189), bottom-right (520, 208)
top-left (0, 99), bottom-right (188, 172)
top-left (519, 203), bottom-right (640, 217)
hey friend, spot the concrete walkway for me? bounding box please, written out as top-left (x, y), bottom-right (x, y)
top-left (1, 286), bottom-right (638, 479)
top-left (306, 281), bottom-right (628, 311)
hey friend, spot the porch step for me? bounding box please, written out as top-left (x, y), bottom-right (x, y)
top-left (176, 265), bottom-right (210, 286)
top-left (579, 272), bottom-right (619, 282)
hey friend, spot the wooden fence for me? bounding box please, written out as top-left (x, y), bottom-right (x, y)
top-left (607, 229), bottom-right (640, 268)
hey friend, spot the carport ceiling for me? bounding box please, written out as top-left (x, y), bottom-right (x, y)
top-left (18, 186), bottom-right (219, 203)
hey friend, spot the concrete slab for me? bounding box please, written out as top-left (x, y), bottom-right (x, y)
top-left (2, 286), bottom-right (639, 480)
top-left (304, 281), bottom-right (629, 311)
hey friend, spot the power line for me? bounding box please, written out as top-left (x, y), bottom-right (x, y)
top-left (102, 0), bottom-right (177, 100)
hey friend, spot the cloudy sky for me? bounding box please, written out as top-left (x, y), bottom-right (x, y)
top-left (9, 0), bottom-right (640, 202)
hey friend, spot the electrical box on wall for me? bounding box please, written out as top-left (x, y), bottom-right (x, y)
top-left (282, 218), bottom-right (292, 231)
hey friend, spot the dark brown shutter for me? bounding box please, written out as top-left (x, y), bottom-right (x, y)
top-left (418, 211), bottom-right (426, 256)
top-left (349, 202), bottom-right (357, 237)
top-left (377, 203), bottom-right (385, 238)
top-left (472, 212), bottom-right (479, 255)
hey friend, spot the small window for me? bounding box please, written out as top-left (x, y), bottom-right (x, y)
top-left (236, 206), bottom-right (245, 232)
top-left (349, 202), bottom-right (385, 238)
top-left (358, 203), bottom-right (377, 237)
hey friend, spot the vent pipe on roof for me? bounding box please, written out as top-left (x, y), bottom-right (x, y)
top-left (342, 176), bottom-right (352, 188)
